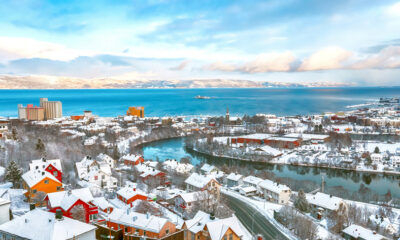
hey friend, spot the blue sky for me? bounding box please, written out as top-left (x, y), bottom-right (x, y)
top-left (1, 0), bottom-right (400, 86)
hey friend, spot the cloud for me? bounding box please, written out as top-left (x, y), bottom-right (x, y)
top-left (204, 52), bottom-right (296, 73)
top-left (298, 47), bottom-right (352, 71)
top-left (169, 60), bottom-right (190, 71)
top-left (351, 46), bottom-right (400, 69)
top-left (0, 37), bottom-right (93, 63)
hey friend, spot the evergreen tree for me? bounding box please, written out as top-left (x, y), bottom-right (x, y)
top-left (374, 146), bottom-right (380, 153)
top-left (294, 189), bottom-right (310, 212)
top-left (5, 161), bottom-right (22, 188)
top-left (11, 128), bottom-right (18, 141)
top-left (35, 138), bottom-right (46, 156)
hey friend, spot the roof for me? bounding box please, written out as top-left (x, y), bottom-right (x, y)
top-left (242, 176), bottom-right (263, 186)
top-left (258, 179), bottom-right (290, 194)
top-left (226, 173), bottom-right (243, 182)
top-left (93, 197), bottom-right (112, 210)
top-left (135, 164), bottom-right (162, 178)
top-left (117, 186), bottom-right (148, 200)
top-left (239, 186), bottom-right (257, 193)
top-left (178, 191), bottom-right (208, 203)
top-left (235, 133), bottom-right (273, 140)
top-left (205, 214), bottom-right (252, 240)
top-left (0, 197), bottom-right (10, 206)
top-left (185, 173), bottom-right (216, 189)
top-left (306, 192), bottom-right (343, 211)
top-left (200, 164), bottom-right (217, 173)
top-left (29, 159), bottom-right (63, 173)
top-left (342, 224), bottom-right (388, 240)
top-left (284, 133), bottom-right (329, 141)
top-left (253, 145), bottom-right (282, 156)
top-left (22, 170), bottom-right (61, 188)
top-left (184, 211), bottom-right (218, 234)
top-left (47, 188), bottom-right (94, 211)
top-left (121, 154), bottom-right (142, 162)
top-left (0, 209), bottom-right (96, 240)
top-left (108, 208), bottom-right (170, 233)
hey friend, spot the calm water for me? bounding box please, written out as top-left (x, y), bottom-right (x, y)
top-left (1, 87), bottom-right (400, 117)
top-left (143, 138), bottom-right (400, 198)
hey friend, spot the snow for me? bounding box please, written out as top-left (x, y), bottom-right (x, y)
top-left (22, 170), bottom-right (61, 188)
top-left (185, 173), bottom-right (216, 189)
top-left (116, 186), bottom-right (148, 200)
top-left (205, 214), bottom-right (252, 240)
top-left (185, 211), bottom-right (218, 234)
top-left (0, 166), bottom-right (4, 177)
top-left (306, 192), bottom-right (343, 211)
top-left (29, 158), bottom-right (63, 173)
top-left (226, 172), bottom-right (243, 182)
top-left (108, 208), bottom-right (169, 233)
top-left (342, 224), bottom-right (388, 240)
top-left (258, 179), bottom-right (290, 194)
top-left (0, 209), bottom-right (96, 240)
top-left (47, 188), bottom-right (94, 211)
top-left (242, 176), bottom-right (263, 187)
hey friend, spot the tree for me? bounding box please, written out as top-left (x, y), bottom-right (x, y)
top-left (294, 189), bottom-right (310, 212)
top-left (11, 128), bottom-right (18, 141)
top-left (374, 146), bottom-right (380, 153)
top-left (331, 202), bottom-right (349, 233)
top-left (384, 190), bottom-right (392, 202)
top-left (35, 138), bottom-right (46, 156)
top-left (180, 157), bottom-right (192, 165)
top-left (70, 204), bottom-right (86, 222)
top-left (5, 161), bottom-right (22, 188)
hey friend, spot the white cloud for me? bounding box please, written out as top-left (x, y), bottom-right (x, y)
top-left (351, 46), bottom-right (400, 69)
top-left (298, 47), bottom-right (352, 71)
top-left (0, 36), bottom-right (94, 63)
top-left (386, 2), bottom-right (400, 16)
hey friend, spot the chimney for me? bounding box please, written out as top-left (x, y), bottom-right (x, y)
top-left (67, 189), bottom-right (72, 196)
top-left (55, 209), bottom-right (63, 220)
top-left (330, 194), bottom-right (332, 198)
top-left (146, 212), bottom-right (150, 219)
top-left (29, 203), bottom-right (35, 211)
top-left (42, 158), bottom-right (46, 162)
top-left (25, 218), bottom-right (28, 223)
top-left (210, 212), bottom-right (215, 220)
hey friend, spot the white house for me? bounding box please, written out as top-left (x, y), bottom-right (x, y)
top-left (370, 153), bottom-right (383, 164)
top-left (185, 173), bottom-right (221, 200)
top-left (174, 191), bottom-right (209, 214)
top-left (258, 179), bottom-right (291, 204)
top-left (0, 198), bottom-right (10, 225)
top-left (0, 209), bottom-right (97, 240)
top-left (226, 173), bottom-right (244, 188)
top-left (307, 192), bottom-right (347, 220)
top-left (76, 156), bottom-right (117, 189)
top-left (162, 159), bottom-right (193, 174)
top-left (342, 224), bottom-right (388, 240)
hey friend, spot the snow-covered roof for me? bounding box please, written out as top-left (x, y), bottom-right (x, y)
top-left (239, 186), bottom-right (257, 193)
top-left (205, 214), bottom-right (252, 240)
top-left (242, 176), bottom-right (263, 186)
top-left (46, 188), bottom-right (94, 211)
top-left (253, 145), bottom-right (282, 156)
top-left (0, 197), bottom-right (10, 206)
top-left (117, 186), bottom-right (148, 200)
top-left (200, 163), bottom-right (218, 173)
top-left (342, 224), bottom-right (388, 240)
top-left (284, 133), bottom-right (329, 141)
top-left (185, 173), bottom-right (216, 189)
top-left (121, 154), bottom-right (142, 162)
top-left (108, 208), bottom-right (170, 233)
top-left (226, 173), bottom-right (243, 182)
top-left (29, 158), bottom-right (63, 173)
top-left (184, 211), bottom-right (218, 234)
top-left (178, 191), bottom-right (208, 203)
top-left (22, 170), bottom-right (61, 188)
top-left (0, 209), bottom-right (96, 240)
top-left (93, 197), bottom-right (112, 211)
top-left (258, 179), bottom-right (290, 194)
top-left (135, 164), bottom-right (162, 178)
top-left (307, 192), bottom-right (343, 211)
top-left (235, 133), bottom-right (273, 140)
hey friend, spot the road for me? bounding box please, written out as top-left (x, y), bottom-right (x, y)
top-left (224, 193), bottom-right (290, 240)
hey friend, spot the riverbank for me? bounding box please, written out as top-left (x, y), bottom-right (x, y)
top-left (189, 145), bottom-right (400, 176)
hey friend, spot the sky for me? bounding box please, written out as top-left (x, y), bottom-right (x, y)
top-left (1, 0), bottom-right (400, 86)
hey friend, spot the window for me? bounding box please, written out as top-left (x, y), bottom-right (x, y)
top-left (48, 166), bottom-right (52, 170)
top-left (166, 229), bottom-right (169, 234)
top-left (54, 171), bottom-right (58, 177)
top-left (94, 176), bottom-right (98, 180)
top-left (125, 227), bottom-right (128, 232)
top-left (33, 189), bottom-right (37, 193)
top-left (44, 180), bottom-right (49, 184)
top-left (143, 231), bottom-right (146, 236)
top-left (229, 233), bottom-right (233, 240)
top-left (102, 175), bottom-right (105, 179)
top-left (191, 233), bottom-right (195, 240)
top-left (56, 186), bottom-right (61, 191)
top-left (223, 235), bottom-right (227, 240)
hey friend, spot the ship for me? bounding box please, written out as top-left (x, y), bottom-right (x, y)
top-left (195, 95), bottom-right (211, 99)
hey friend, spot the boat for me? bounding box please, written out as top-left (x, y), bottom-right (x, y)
top-left (195, 95), bottom-right (211, 99)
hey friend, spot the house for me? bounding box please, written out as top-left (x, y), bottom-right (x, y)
top-left (22, 169), bottom-right (63, 203)
top-left (96, 153), bottom-right (116, 168)
top-left (162, 159), bottom-right (193, 174)
top-left (174, 191), bottom-right (210, 214)
top-left (45, 188), bottom-right (99, 223)
top-left (155, 186), bottom-right (185, 205)
top-left (253, 145), bottom-right (282, 157)
top-left (242, 175), bottom-right (263, 190)
top-left (93, 197), bottom-right (114, 214)
top-left (202, 214), bottom-right (252, 240)
top-left (258, 179), bottom-right (291, 204)
top-left (29, 158), bottom-right (63, 182)
top-left (307, 192), bottom-right (347, 220)
top-left (107, 208), bottom-right (176, 239)
top-left (200, 163), bottom-right (219, 175)
top-left (342, 224), bottom-right (388, 240)
top-left (370, 153), bottom-right (383, 164)
top-left (135, 163), bottom-right (168, 186)
top-left (121, 154), bottom-right (144, 166)
top-left (0, 198), bottom-right (10, 225)
top-left (0, 119), bottom-right (9, 139)
top-left (75, 156), bottom-right (118, 189)
top-left (185, 173), bottom-right (221, 199)
top-left (239, 186), bottom-right (257, 197)
top-left (0, 209), bottom-right (97, 240)
top-left (368, 214), bottom-right (397, 235)
top-left (116, 186), bottom-right (149, 207)
top-left (226, 173), bottom-right (244, 188)
top-left (182, 211), bottom-right (219, 240)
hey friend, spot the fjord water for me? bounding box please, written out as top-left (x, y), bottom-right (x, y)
top-left (1, 87), bottom-right (400, 117)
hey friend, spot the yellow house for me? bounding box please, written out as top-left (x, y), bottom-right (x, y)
top-left (22, 170), bottom-right (63, 203)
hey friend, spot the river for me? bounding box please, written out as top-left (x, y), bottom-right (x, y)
top-left (142, 137), bottom-right (400, 199)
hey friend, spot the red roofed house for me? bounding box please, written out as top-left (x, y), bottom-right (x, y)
top-left (45, 188), bottom-right (99, 223)
top-left (116, 186), bottom-right (149, 207)
top-left (121, 154), bottom-right (144, 166)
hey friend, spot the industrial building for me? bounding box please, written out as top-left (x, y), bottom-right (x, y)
top-left (126, 106), bottom-right (144, 118)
